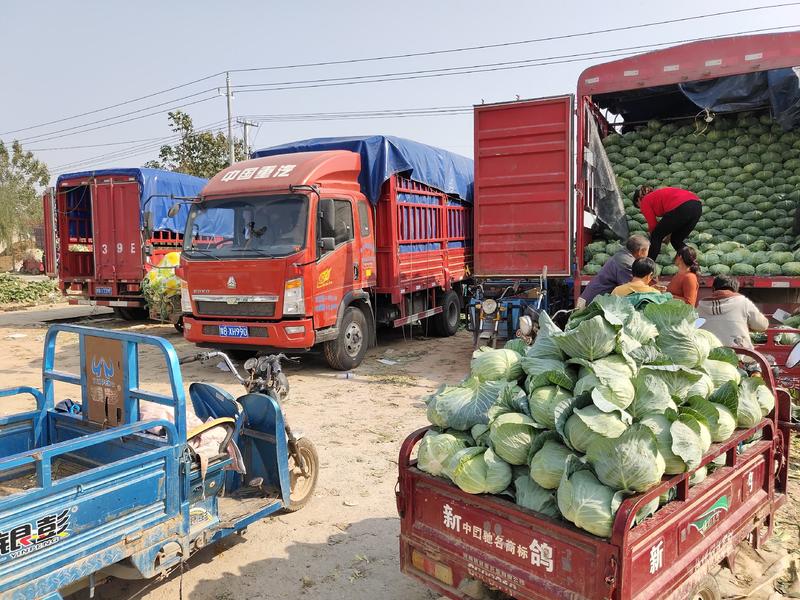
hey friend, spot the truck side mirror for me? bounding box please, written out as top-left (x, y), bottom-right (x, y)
top-left (319, 237), bottom-right (335, 252)
top-left (167, 203), bottom-right (181, 218)
top-left (143, 212), bottom-right (154, 237)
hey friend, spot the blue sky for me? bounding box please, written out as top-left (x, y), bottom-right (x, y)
top-left (1, 0), bottom-right (798, 180)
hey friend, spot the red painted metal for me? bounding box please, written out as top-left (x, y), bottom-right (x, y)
top-left (754, 327), bottom-right (800, 389)
top-left (48, 172), bottom-right (185, 308)
top-left (398, 351), bottom-right (789, 600)
top-left (183, 152), bottom-right (472, 351)
top-left (42, 191), bottom-right (56, 277)
top-left (473, 96), bottom-right (573, 278)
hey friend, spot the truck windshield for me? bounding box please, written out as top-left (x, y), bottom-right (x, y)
top-left (183, 194), bottom-right (308, 258)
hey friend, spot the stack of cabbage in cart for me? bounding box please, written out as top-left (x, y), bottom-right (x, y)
top-left (420, 295), bottom-right (775, 538)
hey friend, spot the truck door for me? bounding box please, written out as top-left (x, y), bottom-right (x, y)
top-left (473, 95), bottom-right (574, 277)
top-left (314, 199), bottom-right (356, 328)
top-left (92, 178), bottom-right (142, 282)
top-left (355, 199), bottom-right (377, 289)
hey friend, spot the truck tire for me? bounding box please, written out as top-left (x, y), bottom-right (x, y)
top-left (113, 307), bottom-right (148, 321)
top-left (282, 437), bottom-right (319, 512)
top-left (689, 575), bottom-right (721, 600)
top-left (324, 306), bottom-right (368, 370)
top-left (431, 290), bottom-right (460, 337)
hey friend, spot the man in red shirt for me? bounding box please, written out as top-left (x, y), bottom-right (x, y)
top-left (633, 185), bottom-right (702, 261)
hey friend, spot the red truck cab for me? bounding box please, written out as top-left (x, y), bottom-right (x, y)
top-left (180, 136), bottom-right (473, 369)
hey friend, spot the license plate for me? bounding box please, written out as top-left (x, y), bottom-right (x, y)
top-left (96, 287), bottom-right (112, 295)
top-left (218, 325), bottom-right (249, 338)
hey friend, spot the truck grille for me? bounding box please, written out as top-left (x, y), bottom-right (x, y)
top-left (195, 300), bottom-right (276, 317)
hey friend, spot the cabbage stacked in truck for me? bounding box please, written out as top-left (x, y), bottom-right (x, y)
top-left (583, 111), bottom-right (800, 278)
top-left (418, 295), bottom-right (774, 537)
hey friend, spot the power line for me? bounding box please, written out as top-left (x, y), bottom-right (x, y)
top-left (28, 137), bottom-right (169, 151)
top-left (6, 3), bottom-right (797, 136)
top-left (227, 3), bottom-right (800, 74)
top-left (231, 25), bottom-right (800, 94)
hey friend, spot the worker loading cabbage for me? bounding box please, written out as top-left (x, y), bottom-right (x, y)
top-left (419, 294), bottom-right (774, 538)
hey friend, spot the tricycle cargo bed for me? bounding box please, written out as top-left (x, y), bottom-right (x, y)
top-left (398, 419), bottom-right (783, 600)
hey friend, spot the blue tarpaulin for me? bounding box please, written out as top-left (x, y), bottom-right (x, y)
top-left (680, 67), bottom-right (800, 130)
top-left (252, 135), bottom-right (474, 205)
top-left (56, 168), bottom-right (208, 233)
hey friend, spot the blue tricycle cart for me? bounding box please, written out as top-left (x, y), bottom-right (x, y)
top-left (0, 324), bottom-right (318, 599)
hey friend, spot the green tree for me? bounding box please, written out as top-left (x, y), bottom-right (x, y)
top-left (144, 111), bottom-right (247, 178)
top-left (0, 140), bottom-right (49, 249)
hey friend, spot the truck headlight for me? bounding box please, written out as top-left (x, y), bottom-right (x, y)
top-left (482, 298), bottom-right (497, 315)
top-left (180, 280), bottom-right (192, 313)
top-left (519, 315), bottom-right (533, 336)
top-left (283, 278), bottom-right (305, 315)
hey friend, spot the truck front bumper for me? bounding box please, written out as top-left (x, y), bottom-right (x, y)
top-left (183, 316), bottom-right (316, 349)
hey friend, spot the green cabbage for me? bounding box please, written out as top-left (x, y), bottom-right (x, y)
top-left (573, 358), bottom-right (636, 412)
top-left (417, 430), bottom-right (472, 477)
top-left (448, 447), bottom-right (512, 494)
top-left (563, 405), bottom-right (629, 453)
top-left (514, 475), bottom-right (560, 518)
top-left (521, 357), bottom-right (577, 391)
top-left (557, 456), bottom-right (623, 538)
top-left (526, 311), bottom-right (565, 360)
top-left (687, 397), bottom-right (736, 442)
top-left (630, 372), bottom-right (677, 418)
top-left (426, 376), bottom-right (507, 431)
top-left (553, 315), bottom-right (617, 361)
top-left (489, 413), bottom-right (540, 465)
top-left (639, 364), bottom-right (704, 401)
top-left (702, 359), bottom-right (742, 388)
top-left (503, 338), bottom-right (529, 355)
top-left (586, 423), bottom-right (666, 491)
top-left (740, 377), bottom-right (775, 418)
top-left (528, 385), bottom-right (572, 429)
top-left (470, 348), bottom-right (523, 381)
top-left (530, 437), bottom-right (576, 490)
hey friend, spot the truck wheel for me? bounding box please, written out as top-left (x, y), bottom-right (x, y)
top-left (283, 437), bottom-right (319, 512)
top-left (689, 575), bottom-right (721, 600)
top-left (431, 290), bottom-right (460, 337)
top-left (324, 306), bottom-right (368, 370)
top-left (113, 307), bottom-right (148, 321)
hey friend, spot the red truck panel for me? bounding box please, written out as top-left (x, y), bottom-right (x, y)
top-left (92, 179), bottom-right (143, 282)
top-left (42, 190), bottom-right (56, 277)
top-left (375, 175), bottom-right (472, 299)
top-left (474, 96), bottom-right (573, 278)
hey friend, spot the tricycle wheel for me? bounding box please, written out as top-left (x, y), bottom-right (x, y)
top-left (284, 437), bottom-right (319, 512)
top-left (689, 575), bottom-right (721, 600)
top-left (174, 316), bottom-right (184, 333)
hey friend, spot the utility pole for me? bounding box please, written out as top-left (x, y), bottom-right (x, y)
top-left (225, 72), bottom-right (235, 166)
top-left (237, 118), bottom-right (259, 157)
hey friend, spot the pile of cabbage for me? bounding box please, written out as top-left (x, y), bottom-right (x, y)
top-left (583, 110), bottom-right (800, 277)
top-left (419, 295), bottom-right (774, 538)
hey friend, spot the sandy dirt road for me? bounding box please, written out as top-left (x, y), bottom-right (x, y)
top-left (0, 308), bottom-right (798, 599)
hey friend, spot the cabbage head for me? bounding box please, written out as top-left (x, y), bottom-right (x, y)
top-left (623, 311), bottom-right (658, 345)
top-left (521, 357), bottom-right (577, 391)
top-left (685, 373), bottom-right (715, 399)
top-left (586, 424), bottom-right (666, 491)
top-left (489, 413), bottom-right (540, 465)
top-left (563, 405), bottom-right (629, 453)
top-left (687, 397), bottom-right (736, 442)
top-left (656, 323), bottom-right (711, 368)
top-left (417, 430), bottom-right (472, 478)
top-left (528, 385), bottom-right (572, 429)
top-left (471, 348), bottom-right (523, 381)
top-left (695, 329), bottom-right (723, 349)
top-left (526, 311), bottom-right (564, 360)
top-left (711, 380), bottom-right (761, 428)
top-left (740, 377), bottom-right (774, 418)
top-left (514, 475), bottom-right (560, 518)
top-left (639, 364), bottom-right (704, 400)
top-left (504, 338), bottom-right (529, 355)
top-left (530, 437), bottom-right (576, 490)
top-left (557, 456), bottom-right (623, 538)
top-left (689, 466), bottom-right (708, 486)
top-left (448, 447), bottom-right (512, 494)
top-left (702, 359), bottom-right (742, 389)
top-left (630, 372), bottom-right (677, 419)
top-left (552, 315), bottom-right (617, 361)
top-left (573, 360), bottom-right (635, 412)
top-left (426, 376), bottom-right (508, 431)
top-left (487, 383), bottom-right (530, 421)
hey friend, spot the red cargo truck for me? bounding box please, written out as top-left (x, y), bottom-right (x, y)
top-left (44, 168), bottom-right (207, 319)
top-left (474, 31), bottom-right (800, 302)
top-left (398, 351), bottom-right (794, 599)
top-left (178, 136), bottom-right (473, 369)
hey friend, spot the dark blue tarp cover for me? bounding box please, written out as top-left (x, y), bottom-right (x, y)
top-left (56, 168), bottom-right (208, 233)
top-left (680, 67), bottom-right (800, 130)
top-left (252, 135), bottom-right (474, 205)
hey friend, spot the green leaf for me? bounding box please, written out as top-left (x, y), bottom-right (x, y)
top-left (708, 347), bottom-right (738, 367)
top-left (586, 423), bottom-right (666, 492)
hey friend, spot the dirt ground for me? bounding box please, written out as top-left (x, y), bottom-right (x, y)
top-left (0, 306), bottom-right (798, 599)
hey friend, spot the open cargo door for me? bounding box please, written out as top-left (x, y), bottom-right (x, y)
top-left (474, 96), bottom-right (574, 277)
top-left (42, 188), bottom-right (57, 277)
top-left (92, 177), bottom-right (143, 282)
